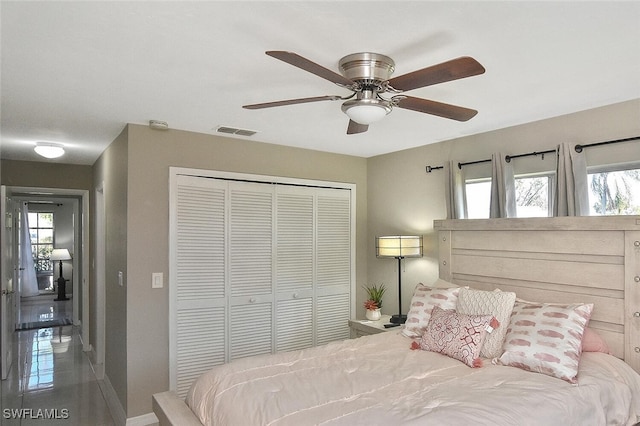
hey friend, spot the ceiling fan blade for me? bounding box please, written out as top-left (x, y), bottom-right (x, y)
top-left (243, 95), bottom-right (341, 110)
top-left (266, 51), bottom-right (355, 87)
top-left (347, 120), bottom-right (368, 135)
top-left (387, 56), bottom-right (485, 92)
top-left (395, 96), bottom-right (478, 121)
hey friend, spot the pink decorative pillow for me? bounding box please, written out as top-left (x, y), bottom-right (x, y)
top-left (497, 301), bottom-right (593, 383)
top-left (582, 328), bottom-right (611, 354)
top-left (419, 306), bottom-right (494, 368)
top-left (402, 284), bottom-right (461, 338)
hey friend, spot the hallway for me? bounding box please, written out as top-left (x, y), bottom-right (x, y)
top-left (1, 299), bottom-right (114, 425)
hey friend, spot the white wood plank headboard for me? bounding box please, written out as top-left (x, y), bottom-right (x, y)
top-left (434, 216), bottom-right (640, 373)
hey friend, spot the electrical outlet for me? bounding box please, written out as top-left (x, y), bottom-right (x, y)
top-left (152, 272), bottom-right (163, 289)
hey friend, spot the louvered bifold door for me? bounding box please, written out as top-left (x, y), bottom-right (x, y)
top-left (315, 188), bottom-right (352, 345)
top-left (171, 175), bottom-right (228, 398)
top-left (275, 186), bottom-right (314, 352)
top-left (228, 182), bottom-right (275, 360)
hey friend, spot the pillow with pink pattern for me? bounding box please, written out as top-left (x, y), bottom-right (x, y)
top-left (496, 301), bottom-right (593, 383)
top-left (402, 283), bottom-right (461, 338)
top-left (419, 306), bottom-right (494, 368)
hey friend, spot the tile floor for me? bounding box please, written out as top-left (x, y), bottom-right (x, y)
top-left (1, 297), bottom-right (114, 425)
top-left (15, 295), bottom-right (74, 328)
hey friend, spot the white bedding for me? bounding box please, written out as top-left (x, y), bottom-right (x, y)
top-left (186, 331), bottom-right (640, 426)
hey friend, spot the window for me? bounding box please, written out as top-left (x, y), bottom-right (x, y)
top-left (588, 165), bottom-right (640, 215)
top-left (465, 173), bottom-right (553, 219)
top-left (29, 212), bottom-right (54, 273)
top-left (464, 162), bottom-right (640, 218)
top-left (465, 179), bottom-right (491, 219)
top-left (514, 174), bottom-right (553, 218)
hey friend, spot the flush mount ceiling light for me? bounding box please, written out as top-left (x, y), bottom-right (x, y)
top-left (34, 142), bottom-right (65, 159)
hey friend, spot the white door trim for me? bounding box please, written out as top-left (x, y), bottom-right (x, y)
top-left (95, 183), bottom-right (106, 373)
top-left (9, 186), bottom-right (91, 350)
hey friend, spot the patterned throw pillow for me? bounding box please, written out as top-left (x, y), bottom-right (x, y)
top-left (497, 301), bottom-right (593, 383)
top-left (456, 288), bottom-right (516, 358)
top-left (419, 306), bottom-right (494, 368)
top-left (402, 284), bottom-right (461, 338)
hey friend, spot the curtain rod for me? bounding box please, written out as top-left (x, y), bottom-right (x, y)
top-left (505, 149), bottom-right (555, 163)
top-left (27, 201), bottom-right (63, 206)
top-left (452, 135), bottom-right (640, 170)
top-left (457, 158), bottom-right (491, 169)
top-left (575, 135), bottom-right (639, 153)
top-left (425, 165), bottom-right (444, 173)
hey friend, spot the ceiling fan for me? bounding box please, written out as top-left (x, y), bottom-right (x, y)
top-left (243, 51), bottom-right (485, 134)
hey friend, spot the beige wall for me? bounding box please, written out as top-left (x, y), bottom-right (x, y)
top-left (123, 125), bottom-right (368, 417)
top-left (0, 160), bottom-right (93, 189)
top-left (93, 127), bottom-right (130, 413)
top-left (367, 99), bottom-right (640, 318)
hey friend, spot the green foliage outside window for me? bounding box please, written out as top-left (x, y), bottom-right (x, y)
top-left (29, 212), bottom-right (54, 273)
top-left (589, 170), bottom-right (640, 215)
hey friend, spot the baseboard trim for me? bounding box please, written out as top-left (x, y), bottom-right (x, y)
top-left (98, 374), bottom-right (126, 426)
top-left (96, 372), bottom-right (159, 425)
top-left (126, 412), bottom-right (159, 426)
top-left (92, 361), bottom-right (105, 380)
top-left (87, 347), bottom-right (104, 380)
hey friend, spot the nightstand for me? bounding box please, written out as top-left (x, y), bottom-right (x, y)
top-left (348, 314), bottom-right (395, 338)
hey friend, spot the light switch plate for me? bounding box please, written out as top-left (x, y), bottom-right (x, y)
top-left (152, 272), bottom-right (163, 289)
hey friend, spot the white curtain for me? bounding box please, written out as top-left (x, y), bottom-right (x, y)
top-left (489, 152), bottom-right (517, 218)
top-left (445, 161), bottom-right (467, 219)
top-left (554, 143), bottom-right (589, 216)
top-left (20, 203), bottom-right (39, 297)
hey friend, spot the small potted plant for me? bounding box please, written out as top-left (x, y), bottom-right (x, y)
top-left (363, 284), bottom-right (386, 321)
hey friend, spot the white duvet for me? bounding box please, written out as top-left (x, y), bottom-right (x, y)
top-left (186, 331), bottom-right (640, 426)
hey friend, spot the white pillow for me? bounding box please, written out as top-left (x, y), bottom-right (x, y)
top-left (456, 287), bottom-right (516, 358)
top-left (496, 301), bottom-right (593, 383)
top-left (402, 283), bottom-right (461, 338)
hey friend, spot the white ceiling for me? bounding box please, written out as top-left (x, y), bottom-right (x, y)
top-left (2, 1), bottom-right (639, 165)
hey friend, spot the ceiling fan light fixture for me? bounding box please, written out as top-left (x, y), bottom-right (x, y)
top-left (34, 142), bottom-right (65, 159)
top-left (246, 51), bottom-right (485, 134)
top-left (341, 99), bottom-right (392, 125)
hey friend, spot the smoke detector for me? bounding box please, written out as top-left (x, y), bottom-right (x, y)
top-left (149, 120), bottom-right (169, 130)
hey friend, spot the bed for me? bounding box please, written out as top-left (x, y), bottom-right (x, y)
top-left (154, 216), bottom-right (640, 425)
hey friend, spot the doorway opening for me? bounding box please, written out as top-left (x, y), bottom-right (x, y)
top-left (4, 186), bottom-right (91, 352)
top-left (17, 199), bottom-right (76, 330)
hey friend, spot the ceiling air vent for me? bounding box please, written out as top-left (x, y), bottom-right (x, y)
top-left (216, 126), bottom-right (257, 137)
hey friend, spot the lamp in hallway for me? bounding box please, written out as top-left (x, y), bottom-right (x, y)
top-left (376, 235), bottom-right (423, 325)
top-left (50, 248), bottom-right (71, 301)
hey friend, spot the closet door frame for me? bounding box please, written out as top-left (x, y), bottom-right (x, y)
top-left (169, 167), bottom-right (356, 395)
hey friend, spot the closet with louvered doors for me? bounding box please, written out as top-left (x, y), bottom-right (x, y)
top-left (169, 170), bottom-right (354, 398)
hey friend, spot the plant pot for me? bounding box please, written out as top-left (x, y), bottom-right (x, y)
top-left (365, 308), bottom-right (381, 321)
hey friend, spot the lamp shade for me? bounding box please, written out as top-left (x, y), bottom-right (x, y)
top-left (376, 235), bottom-right (423, 258)
top-left (50, 248), bottom-right (72, 261)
